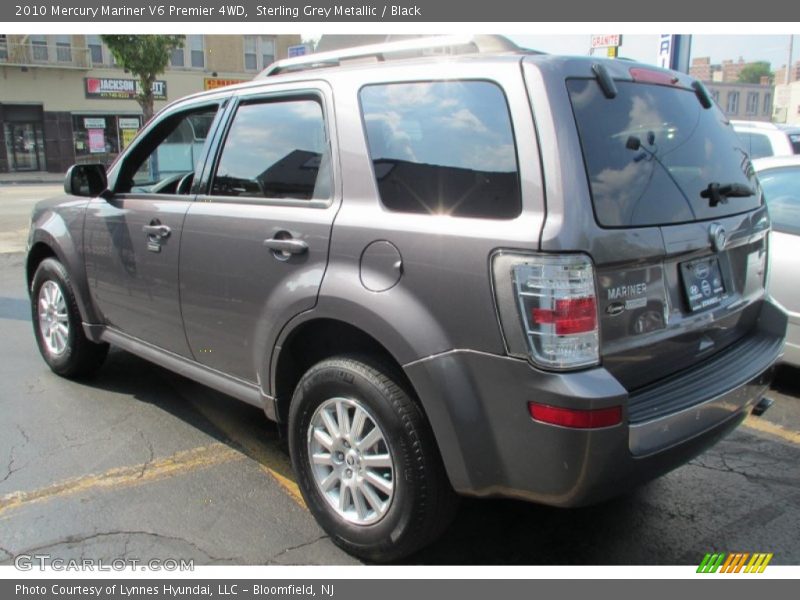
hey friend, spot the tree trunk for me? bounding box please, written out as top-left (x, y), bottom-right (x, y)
top-left (138, 74), bottom-right (156, 124)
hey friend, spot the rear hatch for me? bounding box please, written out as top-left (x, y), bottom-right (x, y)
top-left (539, 61), bottom-right (770, 391)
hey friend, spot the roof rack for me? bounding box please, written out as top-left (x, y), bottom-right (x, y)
top-left (259, 35), bottom-right (524, 78)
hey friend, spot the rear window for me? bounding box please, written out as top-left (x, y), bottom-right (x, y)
top-left (360, 80), bottom-right (521, 219)
top-left (567, 79), bottom-right (761, 227)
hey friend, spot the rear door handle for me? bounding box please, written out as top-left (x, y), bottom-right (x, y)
top-left (263, 238), bottom-right (308, 255)
top-left (143, 224), bottom-right (171, 239)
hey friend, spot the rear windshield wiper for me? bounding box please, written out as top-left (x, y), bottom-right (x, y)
top-left (700, 182), bottom-right (754, 207)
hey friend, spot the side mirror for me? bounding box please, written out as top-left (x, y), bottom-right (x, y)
top-left (64, 164), bottom-right (109, 198)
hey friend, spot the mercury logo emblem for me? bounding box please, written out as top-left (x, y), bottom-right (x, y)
top-left (709, 224), bottom-right (727, 252)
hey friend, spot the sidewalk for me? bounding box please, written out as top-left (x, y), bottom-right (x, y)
top-left (0, 171), bottom-right (64, 185)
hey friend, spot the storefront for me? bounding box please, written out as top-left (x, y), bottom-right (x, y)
top-left (1, 104), bottom-right (46, 172)
top-left (71, 113), bottom-right (142, 165)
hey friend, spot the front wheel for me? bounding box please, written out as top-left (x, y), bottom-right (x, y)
top-left (288, 355), bottom-right (457, 562)
top-left (31, 258), bottom-right (108, 378)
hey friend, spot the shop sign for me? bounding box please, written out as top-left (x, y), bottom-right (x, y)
top-left (85, 78), bottom-right (167, 100)
top-left (119, 118), bottom-right (141, 129)
top-left (83, 117), bottom-right (106, 129)
top-left (203, 78), bottom-right (247, 91)
top-left (88, 129), bottom-right (106, 153)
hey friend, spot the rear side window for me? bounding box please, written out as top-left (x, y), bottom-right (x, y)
top-left (567, 79), bottom-right (761, 227)
top-left (211, 98), bottom-right (330, 201)
top-left (359, 81), bottom-right (521, 219)
top-left (737, 132), bottom-right (774, 159)
top-left (758, 166), bottom-right (800, 235)
top-left (790, 133), bottom-right (800, 154)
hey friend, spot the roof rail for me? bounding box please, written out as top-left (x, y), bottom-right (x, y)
top-left (258, 35), bottom-right (523, 78)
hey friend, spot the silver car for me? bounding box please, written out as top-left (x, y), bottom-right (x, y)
top-left (754, 155), bottom-right (800, 366)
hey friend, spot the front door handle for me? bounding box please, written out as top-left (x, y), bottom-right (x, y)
top-left (263, 238), bottom-right (308, 255)
top-left (143, 224), bottom-right (171, 239)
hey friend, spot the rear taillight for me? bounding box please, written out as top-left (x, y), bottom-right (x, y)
top-left (493, 253), bottom-right (599, 370)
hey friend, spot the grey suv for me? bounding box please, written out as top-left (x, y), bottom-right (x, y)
top-left (26, 36), bottom-right (787, 561)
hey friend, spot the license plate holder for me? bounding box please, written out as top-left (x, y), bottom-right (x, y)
top-left (680, 256), bottom-right (727, 312)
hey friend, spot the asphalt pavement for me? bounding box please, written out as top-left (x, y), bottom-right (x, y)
top-left (1, 184), bottom-right (799, 566)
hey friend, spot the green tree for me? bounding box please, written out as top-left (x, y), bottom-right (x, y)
top-left (101, 35), bottom-right (185, 121)
top-left (738, 61), bottom-right (773, 84)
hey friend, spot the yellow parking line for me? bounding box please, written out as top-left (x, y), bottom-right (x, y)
top-left (190, 409), bottom-right (307, 510)
top-left (0, 443), bottom-right (245, 517)
top-left (743, 417), bottom-right (800, 445)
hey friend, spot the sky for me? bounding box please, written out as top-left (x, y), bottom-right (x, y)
top-left (508, 34), bottom-right (798, 70)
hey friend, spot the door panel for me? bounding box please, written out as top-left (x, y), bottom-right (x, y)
top-left (180, 202), bottom-right (336, 381)
top-left (84, 196), bottom-right (192, 355)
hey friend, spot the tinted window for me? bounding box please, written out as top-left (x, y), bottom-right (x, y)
top-left (211, 99), bottom-right (330, 201)
top-left (789, 133), bottom-right (800, 154)
top-left (360, 81), bottom-right (520, 219)
top-left (568, 79), bottom-right (761, 227)
top-left (738, 132), bottom-right (774, 159)
top-left (758, 166), bottom-right (800, 235)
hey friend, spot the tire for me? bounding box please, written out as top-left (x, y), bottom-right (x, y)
top-left (288, 355), bottom-right (457, 562)
top-left (31, 258), bottom-right (108, 378)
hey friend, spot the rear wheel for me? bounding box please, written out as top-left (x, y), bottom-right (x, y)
top-left (288, 355), bottom-right (457, 562)
top-left (31, 258), bottom-right (108, 378)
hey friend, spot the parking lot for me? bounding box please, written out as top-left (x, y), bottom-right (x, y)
top-left (1, 184), bottom-right (799, 566)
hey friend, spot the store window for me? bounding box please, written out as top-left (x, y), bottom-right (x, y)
top-left (244, 36), bottom-right (275, 71)
top-left (763, 93), bottom-right (772, 116)
top-left (72, 114), bottom-right (142, 165)
top-left (0, 35), bottom-right (8, 61)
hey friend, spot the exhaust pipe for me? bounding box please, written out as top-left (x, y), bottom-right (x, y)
top-left (751, 397), bottom-right (775, 417)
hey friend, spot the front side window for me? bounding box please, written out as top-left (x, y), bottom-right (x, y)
top-left (118, 107), bottom-right (219, 194)
top-left (359, 80), bottom-right (521, 219)
top-left (210, 98), bottom-right (330, 201)
top-left (758, 166), bottom-right (800, 235)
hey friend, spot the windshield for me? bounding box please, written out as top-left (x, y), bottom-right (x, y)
top-left (567, 78), bottom-right (761, 227)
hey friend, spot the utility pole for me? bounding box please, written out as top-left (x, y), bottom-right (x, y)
top-left (787, 34), bottom-right (794, 85)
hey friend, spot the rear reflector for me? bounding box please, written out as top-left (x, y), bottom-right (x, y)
top-left (528, 402), bottom-right (622, 429)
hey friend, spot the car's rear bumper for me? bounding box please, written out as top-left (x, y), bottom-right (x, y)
top-left (404, 299), bottom-right (786, 507)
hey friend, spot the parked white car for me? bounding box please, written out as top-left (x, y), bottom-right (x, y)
top-left (733, 120), bottom-right (800, 159)
top-left (754, 155), bottom-right (800, 366)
